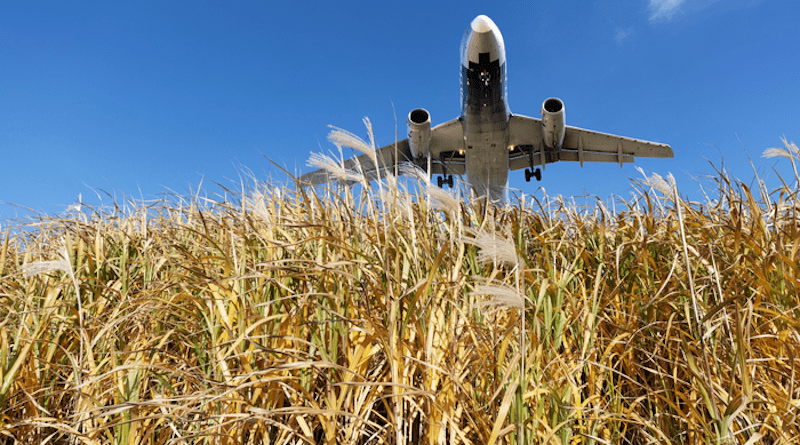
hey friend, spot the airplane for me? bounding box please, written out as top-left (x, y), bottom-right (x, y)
top-left (300, 15), bottom-right (673, 203)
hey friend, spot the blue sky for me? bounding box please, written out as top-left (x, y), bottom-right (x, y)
top-left (2, 0), bottom-right (798, 220)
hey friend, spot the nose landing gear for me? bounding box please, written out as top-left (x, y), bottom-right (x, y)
top-left (437, 175), bottom-right (454, 188)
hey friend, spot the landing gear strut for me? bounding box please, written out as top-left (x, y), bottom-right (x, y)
top-left (437, 175), bottom-right (454, 188)
top-left (525, 168), bottom-right (542, 182)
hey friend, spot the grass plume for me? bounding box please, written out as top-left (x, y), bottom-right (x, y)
top-left (0, 135), bottom-right (799, 444)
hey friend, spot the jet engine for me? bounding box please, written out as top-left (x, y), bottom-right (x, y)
top-left (407, 108), bottom-right (432, 160)
top-left (541, 98), bottom-right (566, 150)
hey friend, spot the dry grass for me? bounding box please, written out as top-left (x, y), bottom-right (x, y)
top-left (1, 136), bottom-right (799, 444)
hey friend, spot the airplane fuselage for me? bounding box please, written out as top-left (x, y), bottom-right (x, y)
top-left (301, 15), bottom-right (673, 202)
top-left (460, 15), bottom-right (511, 202)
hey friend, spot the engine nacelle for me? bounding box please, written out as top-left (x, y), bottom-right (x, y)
top-left (541, 98), bottom-right (566, 150)
top-left (407, 108), bottom-right (432, 160)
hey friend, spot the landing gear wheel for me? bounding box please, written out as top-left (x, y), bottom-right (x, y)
top-left (525, 168), bottom-right (542, 182)
top-left (437, 175), bottom-right (454, 188)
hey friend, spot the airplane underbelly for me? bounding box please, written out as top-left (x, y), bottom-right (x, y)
top-left (465, 128), bottom-right (509, 201)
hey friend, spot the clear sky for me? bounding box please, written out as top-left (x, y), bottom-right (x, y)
top-left (2, 0), bottom-right (798, 220)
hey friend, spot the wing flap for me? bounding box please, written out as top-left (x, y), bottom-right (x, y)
top-left (559, 150), bottom-right (634, 164)
top-left (563, 126), bottom-right (673, 158)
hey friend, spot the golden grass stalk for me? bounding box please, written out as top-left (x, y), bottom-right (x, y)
top-left (1, 135), bottom-right (799, 445)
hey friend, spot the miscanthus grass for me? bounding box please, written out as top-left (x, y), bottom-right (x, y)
top-left (1, 132), bottom-right (800, 444)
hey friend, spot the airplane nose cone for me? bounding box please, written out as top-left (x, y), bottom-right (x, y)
top-left (462, 15), bottom-right (505, 66)
top-left (471, 15), bottom-right (495, 33)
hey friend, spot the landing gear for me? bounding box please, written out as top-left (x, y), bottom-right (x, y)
top-left (525, 168), bottom-right (542, 182)
top-left (437, 174), bottom-right (454, 188)
top-left (522, 144), bottom-right (543, 183)
top-left (435, 151), bottom-right (455, 188)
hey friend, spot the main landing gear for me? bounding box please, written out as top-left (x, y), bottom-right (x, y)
top-left (525, 168), bottom-right (542, 182)
top-left (437, 174), bottom-right (454, 188)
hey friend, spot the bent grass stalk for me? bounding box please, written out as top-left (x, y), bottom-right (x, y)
top-left (1, 134), bottom-right (799, 444)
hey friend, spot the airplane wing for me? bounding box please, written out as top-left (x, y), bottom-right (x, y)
top-left (299, 118), bottom-right (465, 184)
top-left (507, 114), bottom-right (673, 171)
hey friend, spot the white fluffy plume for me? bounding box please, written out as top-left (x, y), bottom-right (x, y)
top-left (461, 227), bottom-right (519, 268)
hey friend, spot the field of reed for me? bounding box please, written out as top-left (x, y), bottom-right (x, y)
top-left (1, 127), bottom-right (799, 444)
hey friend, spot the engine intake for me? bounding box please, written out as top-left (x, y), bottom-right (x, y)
top-left (407, 108), bottom-right (432, 160)
top-left (541, 98), bottom-right (566, 150)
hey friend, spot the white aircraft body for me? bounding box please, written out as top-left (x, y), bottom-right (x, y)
top-left (301, 15), bottom-right (673, 202)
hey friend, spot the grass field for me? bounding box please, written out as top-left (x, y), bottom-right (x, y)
top-left (1, 131), bottom-right (799, 444)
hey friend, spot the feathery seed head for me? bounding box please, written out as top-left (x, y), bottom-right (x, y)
top-left (307, 152), bottom-right (363, 184)
top-left (763, 147), bottom-right (793, 160)
top-left (22, 239), bottom-right (72, 278)
top-left (247, 191), bottom-right (273, 224)
top-left (327, 122), bottom-right (379, 172)
top-left (327, 126), bottom-right (374, 157)
top-left (399, 164), bottom-right (430, 185)
top-left (471, 282), bottom-right (525, 311)
top-left (461, 227), bottom-right (518, 267)
top-left (426, 185), bottom-right (460, 218)
top-left (636, 167), bottom-right (676, 198)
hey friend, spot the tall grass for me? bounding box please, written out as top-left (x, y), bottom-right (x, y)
top-left (1, 134), bottom-right (799, 444)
